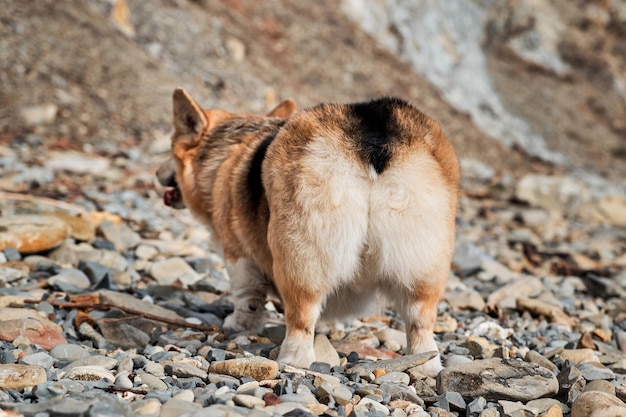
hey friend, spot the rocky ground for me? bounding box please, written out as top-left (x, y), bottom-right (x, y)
top-left (1, 141), bottom-right (626, 417)
top-left (1, 0), bottom-right (626, 416)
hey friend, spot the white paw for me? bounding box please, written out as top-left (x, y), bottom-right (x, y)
top-left (412, 355), bottom-right (443, 378)
top-left (277, 337), bottom-right (316, 369)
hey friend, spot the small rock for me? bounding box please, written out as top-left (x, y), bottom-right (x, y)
top-left (577, 362), bottom-right (615, 381)
top-left (20, 103), bottom-right (58, 125)
top-left (445, 289), bottom-right (486, 311)
top-left (62, 365), bottom-right (115, 382)
top-left (516, 297), bottom-right (575, 327)
top-left (44, 211), bottom-right (95, 242)
top-left (49, 343), bottom-right (92, 361)
top-left (0, 364), bottom-right (46, 390)
top-left (163, 361), bottom-right (208, 379)
top-left (209, 357), bottom-right (279, 381)
top-left (97, 221), bottom-right (141, 252)
top-left (149, 257), bottom-right (201, 286)
top-left (0, 215), bottom-right (69, 253)
top-left (584, 379), bottom-right (616, 395)
top-left (559, 349), bottom-right (598, 365)
top-left (0, 318), bottom-right (67, 350)
top-left (233, 393), bottom-right (267, 408)
top-left (515, 175), bottom-right (588, 217)
top-left (314, 334), bottom-right (341, 367)
top-left (437, 358), bottom-right (558, 401)
top-left (375, 328), bottom-right (407, 352)
top-left (571, 391), bottom-right (626, 417)
top-left (48, 268), bottom-right (91, 291)
top-left (20, 352), bottom-right (55, 369)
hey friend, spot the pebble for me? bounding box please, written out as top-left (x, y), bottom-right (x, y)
top-left (570, 391), bottom-right (626, 417)
top-left (209, 357), bottom-right (279, 381)
top-left (0, 364), bottom-right (46, 389)
top-left (0, 215), bottom-right (69, 253)
top-left (436, 358), bottom-right (559, 401)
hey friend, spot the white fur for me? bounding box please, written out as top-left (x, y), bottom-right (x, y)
top-left (267, 141), bottom-right (454, 377)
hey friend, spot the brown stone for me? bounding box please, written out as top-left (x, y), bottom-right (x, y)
top-left (44, 211), bottom-right (95, 242)
top-left (0, 364), bottom-right (46, 390)
top-left (516, 297), bottom-right (576, 327)
top-left (578, 332), bottom-right (595, 349)
top-left (0, 318), bottom-right (67, 350)
top-left (571, 391), bottom-right (626, 417)
top-left (0, 215), bottom-right (69, 253)
top-left (209, 357), bottom-right (279, 381)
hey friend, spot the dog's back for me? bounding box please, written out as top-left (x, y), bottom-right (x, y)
top-left (263, 98), bottom-right (459, 375)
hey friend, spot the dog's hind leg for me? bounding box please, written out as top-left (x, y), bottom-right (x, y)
top-left (223, 258), bottom-right (269, 333)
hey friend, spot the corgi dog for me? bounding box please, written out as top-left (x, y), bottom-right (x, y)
top-left (157, 89), bottom-right (459, 376)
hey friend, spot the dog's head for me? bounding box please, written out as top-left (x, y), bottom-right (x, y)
top-left (157, 88), bottom-right (297, 213)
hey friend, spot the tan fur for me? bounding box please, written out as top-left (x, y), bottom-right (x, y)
top-left (159, 89), bottom-right (459, 377)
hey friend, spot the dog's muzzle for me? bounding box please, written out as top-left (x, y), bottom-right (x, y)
top-left (156, 159), bottom-right (186, 209)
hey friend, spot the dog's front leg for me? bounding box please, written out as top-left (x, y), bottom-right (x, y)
top-left (223, 258), bottom-right (268, 333)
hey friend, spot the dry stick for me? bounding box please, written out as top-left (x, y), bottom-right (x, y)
top-left (23, 299), bottom-right (220, 333)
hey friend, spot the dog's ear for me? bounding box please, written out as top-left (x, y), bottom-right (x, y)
top-left (172, 88), bottom-right (209, 135)
top-left (267, 99), bottom-right (297, 118)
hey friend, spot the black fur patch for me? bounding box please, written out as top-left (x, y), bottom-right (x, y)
top-left (351, 97), bottom-right (410, 174)
top-left (246, 133), bottom-right (277, 212)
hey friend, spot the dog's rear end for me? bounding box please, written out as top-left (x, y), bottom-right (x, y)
top-left (263, 98), bottom-right (459, 376)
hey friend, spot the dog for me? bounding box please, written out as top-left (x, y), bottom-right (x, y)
top-left (157, 88), bottom-right (459, 377)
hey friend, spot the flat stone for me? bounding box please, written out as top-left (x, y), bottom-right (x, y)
top-left (20, 351), bottom-right (55, 369)
top-left (97, 221), bottom-right (141, 252)
top-left (436, 358), bottom-right (558, 401)
top-left (163, 361), bottom-right (208, 379)
top-left (209, 357), bottom-right (279, 381)
top-left (49, 343), bottom-right (92, 360)
top-left (43, 211), bottom-right (95, 242)
top-left (0, 316), bottom-right (67, 350)
top-left (577, 361), bottom-right (615, 381)
top-left (0, 215), bottom-right (69, 253)
top-left (374, 371), bottom-right (410, 385)
top-left (149, 257), bottom-right (201, 286)
top-left (136, 371), bottom-right (168, 391)
top-left (0, 364), bottom-right (46, 390)
top-left (348, 352), bottom-right (437, 376)
top-left (515, 175), bottom-right (588, 217)
top-left (97, 289), bottom-right (184, 321)
top-left (48, 268), bottom-right (91, 291)
top-left (62, 365), bottom-right (115, 382)
top-left (159, 399), bottom-right (202, 417)
top-left (559, 349), bottom-right (598, 365)
top-left (571, 391), bottom-right (626, 417)
top-left (516, 297), bottom-right (575, 327)
top-left (445, 289), bottom-right (486, 311)
top-left (314, 334), bottom-right (341, 367)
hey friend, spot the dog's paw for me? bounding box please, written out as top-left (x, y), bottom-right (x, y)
top-left (277, 336), bottom-right (316, 369)
top-left (222, 312), bottom-right (264, 334)
top-left (412, 355), bottom-right (443, 378)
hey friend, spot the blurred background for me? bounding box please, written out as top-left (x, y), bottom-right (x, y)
top-left (0, 0), bottom-right (625, 184)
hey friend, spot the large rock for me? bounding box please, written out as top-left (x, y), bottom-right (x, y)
top-left (571, 391), bottom-right (626, 417)
top-left (0, 215), bottom-right (69, 253)
top-left (436, 358), bottom-right (558, 401)
top-left (515, 175), bottom-right (588, 218)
